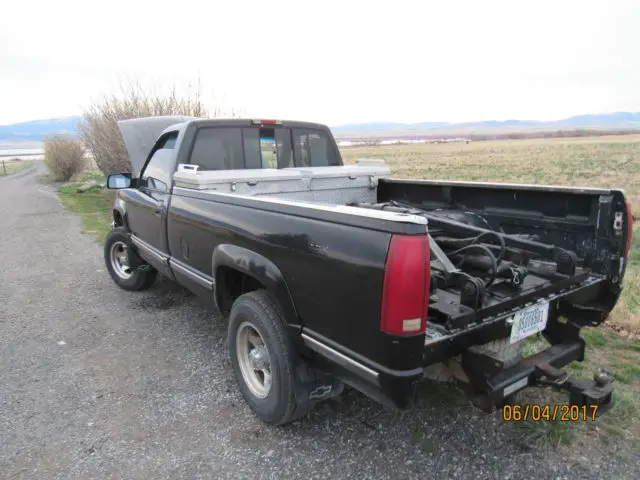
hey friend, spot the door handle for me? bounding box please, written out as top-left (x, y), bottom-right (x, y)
top-left (154, 204), bottom-right (164, 214)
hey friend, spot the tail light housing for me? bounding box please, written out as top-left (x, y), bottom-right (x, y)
top-left (251, 119), bottom-right (283, 125)
top-left (381, 234), bottom-right (430, 336)
top-left (625, 200), bottom-right (634, 260)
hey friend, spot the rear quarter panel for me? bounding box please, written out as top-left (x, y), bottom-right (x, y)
top-left (167, 194), bottom-right (397, 364)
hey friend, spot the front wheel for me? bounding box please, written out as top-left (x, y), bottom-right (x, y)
top-left (104, 227), bottom-right (157, 291)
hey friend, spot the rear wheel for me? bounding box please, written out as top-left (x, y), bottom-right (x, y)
top-left (228, 290), bottom-right (310, 425)
top-left (104, 227), bottom-right (157, 291)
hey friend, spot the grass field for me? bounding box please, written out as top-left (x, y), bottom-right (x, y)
top-left (55, 134), bottom-right (640, 447)
top-left (1, 159), bottom-right (32, 176)
top-left (341, 134), bottom-right (640, 209)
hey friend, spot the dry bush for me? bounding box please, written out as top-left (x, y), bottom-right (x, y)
top-left (44, 135), bottom-right (86, 181)
top-left (78, 82), bottom-right (209, 175)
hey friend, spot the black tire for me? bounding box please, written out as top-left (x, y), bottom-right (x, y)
top-left (228, 290), bottom-right (309, 425)
top-left (104, 227), bottom-right (157, 291)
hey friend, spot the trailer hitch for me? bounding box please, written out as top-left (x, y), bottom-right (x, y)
top-left (461, 340), bottom-right (615, 415)
top-left (533, 362), bottom-right (614, 415)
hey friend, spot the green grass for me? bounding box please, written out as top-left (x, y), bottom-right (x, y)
top-left (581, 329), bottom-right (609, 347)
top-left (509, 327), bottom-right (640, 448)
top-left (57, 171), bottom-right (114, 244)
top-left (622, 234), bottom-right (640, 315)
top-left (514, 408), bottom-right (576, 447)
top-left (409, 429), bottom-right (437, 454)
top-left (1, 159), bottom-right (32, 176)
top-left (416, 378), bottom-right (469, 408)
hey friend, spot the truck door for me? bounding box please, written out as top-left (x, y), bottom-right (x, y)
top-left (126, 132), bottom-right (178, 276)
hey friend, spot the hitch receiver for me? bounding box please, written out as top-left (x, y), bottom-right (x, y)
top-left (462, 340), bottom-right (615, 414)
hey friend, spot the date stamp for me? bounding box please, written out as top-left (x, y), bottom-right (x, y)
top-left (503, 404), bottom-right (599, 422)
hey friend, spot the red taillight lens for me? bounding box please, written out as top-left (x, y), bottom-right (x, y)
top-left (251, 119), bottom-right (282, 125)
top-left (626, 200), bottom-right (634, 260)
top-left (381, 234), bottom-right (431, 336)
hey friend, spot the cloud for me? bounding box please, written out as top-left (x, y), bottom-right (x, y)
top-left (2, 0), bottom-right (639, 125)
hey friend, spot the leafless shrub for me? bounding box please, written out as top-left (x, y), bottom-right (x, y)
top-left (44, 135), bottom-right (86, 181)
top-left (78, 81), bottom-right (210, 175)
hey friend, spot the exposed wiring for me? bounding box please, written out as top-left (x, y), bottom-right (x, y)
top-left (470, 231), bottom-right (506, 264)
top-left (448, 244), bottom-right (498, 287)
top-left (380, 201), bottom-right (507, 287)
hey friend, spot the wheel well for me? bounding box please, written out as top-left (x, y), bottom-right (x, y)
top-left (113, 210), bottom-right (124, 227)
top-left (216, 266), bottom-right (265, 316)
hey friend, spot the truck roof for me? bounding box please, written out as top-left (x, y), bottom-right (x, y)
top-left (178, 118), bottom-right (333, 130)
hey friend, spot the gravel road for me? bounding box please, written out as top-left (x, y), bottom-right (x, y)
top-left (1, 163), bottom-right (637, 479)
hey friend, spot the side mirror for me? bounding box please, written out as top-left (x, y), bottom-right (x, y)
top-left (107, 173), bottom-right (132, 189)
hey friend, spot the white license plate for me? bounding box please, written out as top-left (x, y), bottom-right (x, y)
top-left (509, 301), bottom-right (550, 344)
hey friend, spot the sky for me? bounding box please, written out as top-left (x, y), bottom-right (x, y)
top-left (2, 0), bottom-right (640, 126)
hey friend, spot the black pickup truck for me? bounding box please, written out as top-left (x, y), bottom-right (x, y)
top-left (105, 116), bottom-right (634, 424)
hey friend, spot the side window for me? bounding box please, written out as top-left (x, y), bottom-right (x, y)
top-left (140, 131), bottom-right (178, 192)
top-left (292, 129), bottom-right (340, 167)
top-left (189, 128), bottom-right (244, 170)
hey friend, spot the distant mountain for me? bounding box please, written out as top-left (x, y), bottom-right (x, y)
top-left (2, 112), bottom-right (640, 141)
top-left (332, 112), bottom-right (640, 136)
top-left (0, 116), bottom-right (80, 141)
top-left (555, 112), bottom-right (640, 126)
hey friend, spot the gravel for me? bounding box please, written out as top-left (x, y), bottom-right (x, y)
top-left (1, 163), bottom-right (637, 479)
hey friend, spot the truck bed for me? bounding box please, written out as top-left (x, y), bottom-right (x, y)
top-left (171, 165), bottom-right (629, 354)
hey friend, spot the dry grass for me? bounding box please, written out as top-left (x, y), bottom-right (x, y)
top-left (342, 134), bottom-right (640, 210)
top-left (0, 159), bottom-right (33, 176)
top-left (79, 81), bottom-right (209, 175)
top-left (43, 135), bottom-right (86, 181)
top-left (342, 134), bottom-right (640, 334)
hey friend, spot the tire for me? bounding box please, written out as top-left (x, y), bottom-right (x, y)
top-left (228, 290), bottom-right (308, 425)
top-left (104, 227), bottom-right (157, 291)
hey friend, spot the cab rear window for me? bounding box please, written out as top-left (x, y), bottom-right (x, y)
top-left (188, 126), bottom-right (339, 170)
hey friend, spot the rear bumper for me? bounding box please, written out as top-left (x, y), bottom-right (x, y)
top-left (301, 331), bottom-right (423, 409)
top-left (302, 325), bottom-right (614, 414)
top-left (371, 338), bottom-right (614, 413)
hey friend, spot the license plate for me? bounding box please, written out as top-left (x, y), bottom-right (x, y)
top-left (509, 301), bottom-right (549, 344)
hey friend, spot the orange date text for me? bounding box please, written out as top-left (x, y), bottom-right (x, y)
top-left (502, 404), bottom-right (598, 422)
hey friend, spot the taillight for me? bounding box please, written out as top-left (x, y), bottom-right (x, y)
top-left (251, 119), bottom-right (283, 125)
top-left (381, 234), bottom-right (430, 336)
top-left (626, 200), bottom-right (634, 260)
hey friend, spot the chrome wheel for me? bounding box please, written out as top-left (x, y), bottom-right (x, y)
top-left (236, 322), bottom-right (272, 398)
top-left (109, 241), bottom-right (132, 280)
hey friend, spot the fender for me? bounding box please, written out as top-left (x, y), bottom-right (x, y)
top-left (212, 244), bottom-right (301, 330)
top-left (112, 195), bottom-right (129, 229)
